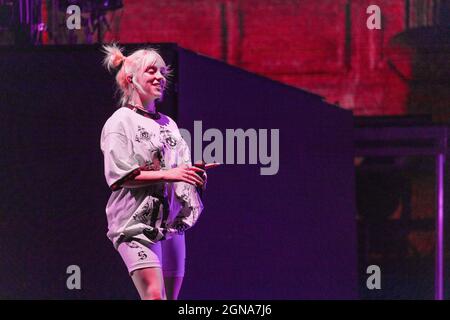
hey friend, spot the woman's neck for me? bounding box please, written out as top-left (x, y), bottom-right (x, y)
top-left (142, 100), bottom-right (156, 114)
top-left (131, 95), bottom-right (157, 114)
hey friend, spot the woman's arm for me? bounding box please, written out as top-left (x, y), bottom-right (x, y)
top-left (122, 170), bottom-right (165, 188)
top-left (122, 165), bottom-right (205, 189)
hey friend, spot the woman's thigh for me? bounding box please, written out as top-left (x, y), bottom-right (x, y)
top-left (117, 239), bottom-right (162, 275)
top-left (118, 240), bottom-right (166, 299)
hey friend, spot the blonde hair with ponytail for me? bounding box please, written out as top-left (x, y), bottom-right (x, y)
top-left (102, 43), bottom-right (172, 107)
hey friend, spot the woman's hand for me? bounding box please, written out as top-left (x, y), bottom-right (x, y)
top-left (163, 164), bottom-right (205, 187)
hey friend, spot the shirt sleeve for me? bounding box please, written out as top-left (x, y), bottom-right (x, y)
top-left (101, 132), bottom-right (141, 191)
top-left (178, 138), bottom-right (192, 166)
top-left (167, 116), bottom-right (192, 167)
top-left (173, 131), bottom-right (204, 226)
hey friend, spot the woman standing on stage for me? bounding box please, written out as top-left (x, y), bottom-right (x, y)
top-left (100, 43), bottom-right (206, 300)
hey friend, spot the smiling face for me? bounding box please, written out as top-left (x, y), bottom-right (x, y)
top-left (134, 51), bottom-right (168, 104)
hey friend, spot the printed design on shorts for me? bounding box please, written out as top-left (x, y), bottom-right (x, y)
top-left (135, 125), bottom-right (154, 143)
top-left (159, 126), bottom-right (178, 149)
top-left (132, 197), bottom-right (162, 226)
top-left (137, 250), bottom-right (148, 260)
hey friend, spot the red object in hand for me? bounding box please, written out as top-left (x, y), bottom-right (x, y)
top-left (193, 161), bottom-right (206, 179)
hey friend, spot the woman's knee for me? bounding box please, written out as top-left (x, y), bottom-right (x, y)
top-left (143, 285), bottom-right (166, 300)
top-left (132, 267), bottom-right (166, 300)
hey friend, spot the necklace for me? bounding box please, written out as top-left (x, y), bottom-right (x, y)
top-left (126, 103), bottom-right (160, 120)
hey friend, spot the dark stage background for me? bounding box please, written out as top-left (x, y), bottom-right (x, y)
top-left (0, 44), bottom-right (356, 299)
top-left (1, 0), bottom-right (449, 300)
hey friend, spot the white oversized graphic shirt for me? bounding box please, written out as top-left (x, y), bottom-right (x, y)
top-left (100, 106), bottom-right (203, 249)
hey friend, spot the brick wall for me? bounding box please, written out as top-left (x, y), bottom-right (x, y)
top-left (31, 0), bottom-right (442, 118)
top-left (111, 0), bottom-right (415, 116)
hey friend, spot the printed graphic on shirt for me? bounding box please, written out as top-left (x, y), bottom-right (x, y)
top-left (141, 148), bottom-right (165, 171)
top-left (159, 126), bottom-right (178, 149)
top-left (178, 139), bottom-right (191, 166)
top-left (172, 218), bottom-right (189, 235)
top-left (135, 125), bottom-right (154, 143)
top-left (132, 197), bottom-right (164, 227)
top-left (143, 227), bottom-right (160, 242)
top-left (177, 183), bottom-right (193, 203)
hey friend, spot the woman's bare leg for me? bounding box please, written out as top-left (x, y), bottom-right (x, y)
top-left (131, 267), bottom-right (166, 300)
top-left (164, 276), bottom-right (184, 300)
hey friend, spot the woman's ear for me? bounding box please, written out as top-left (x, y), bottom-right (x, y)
top-left (126, 75), bottom-right (133, 84)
